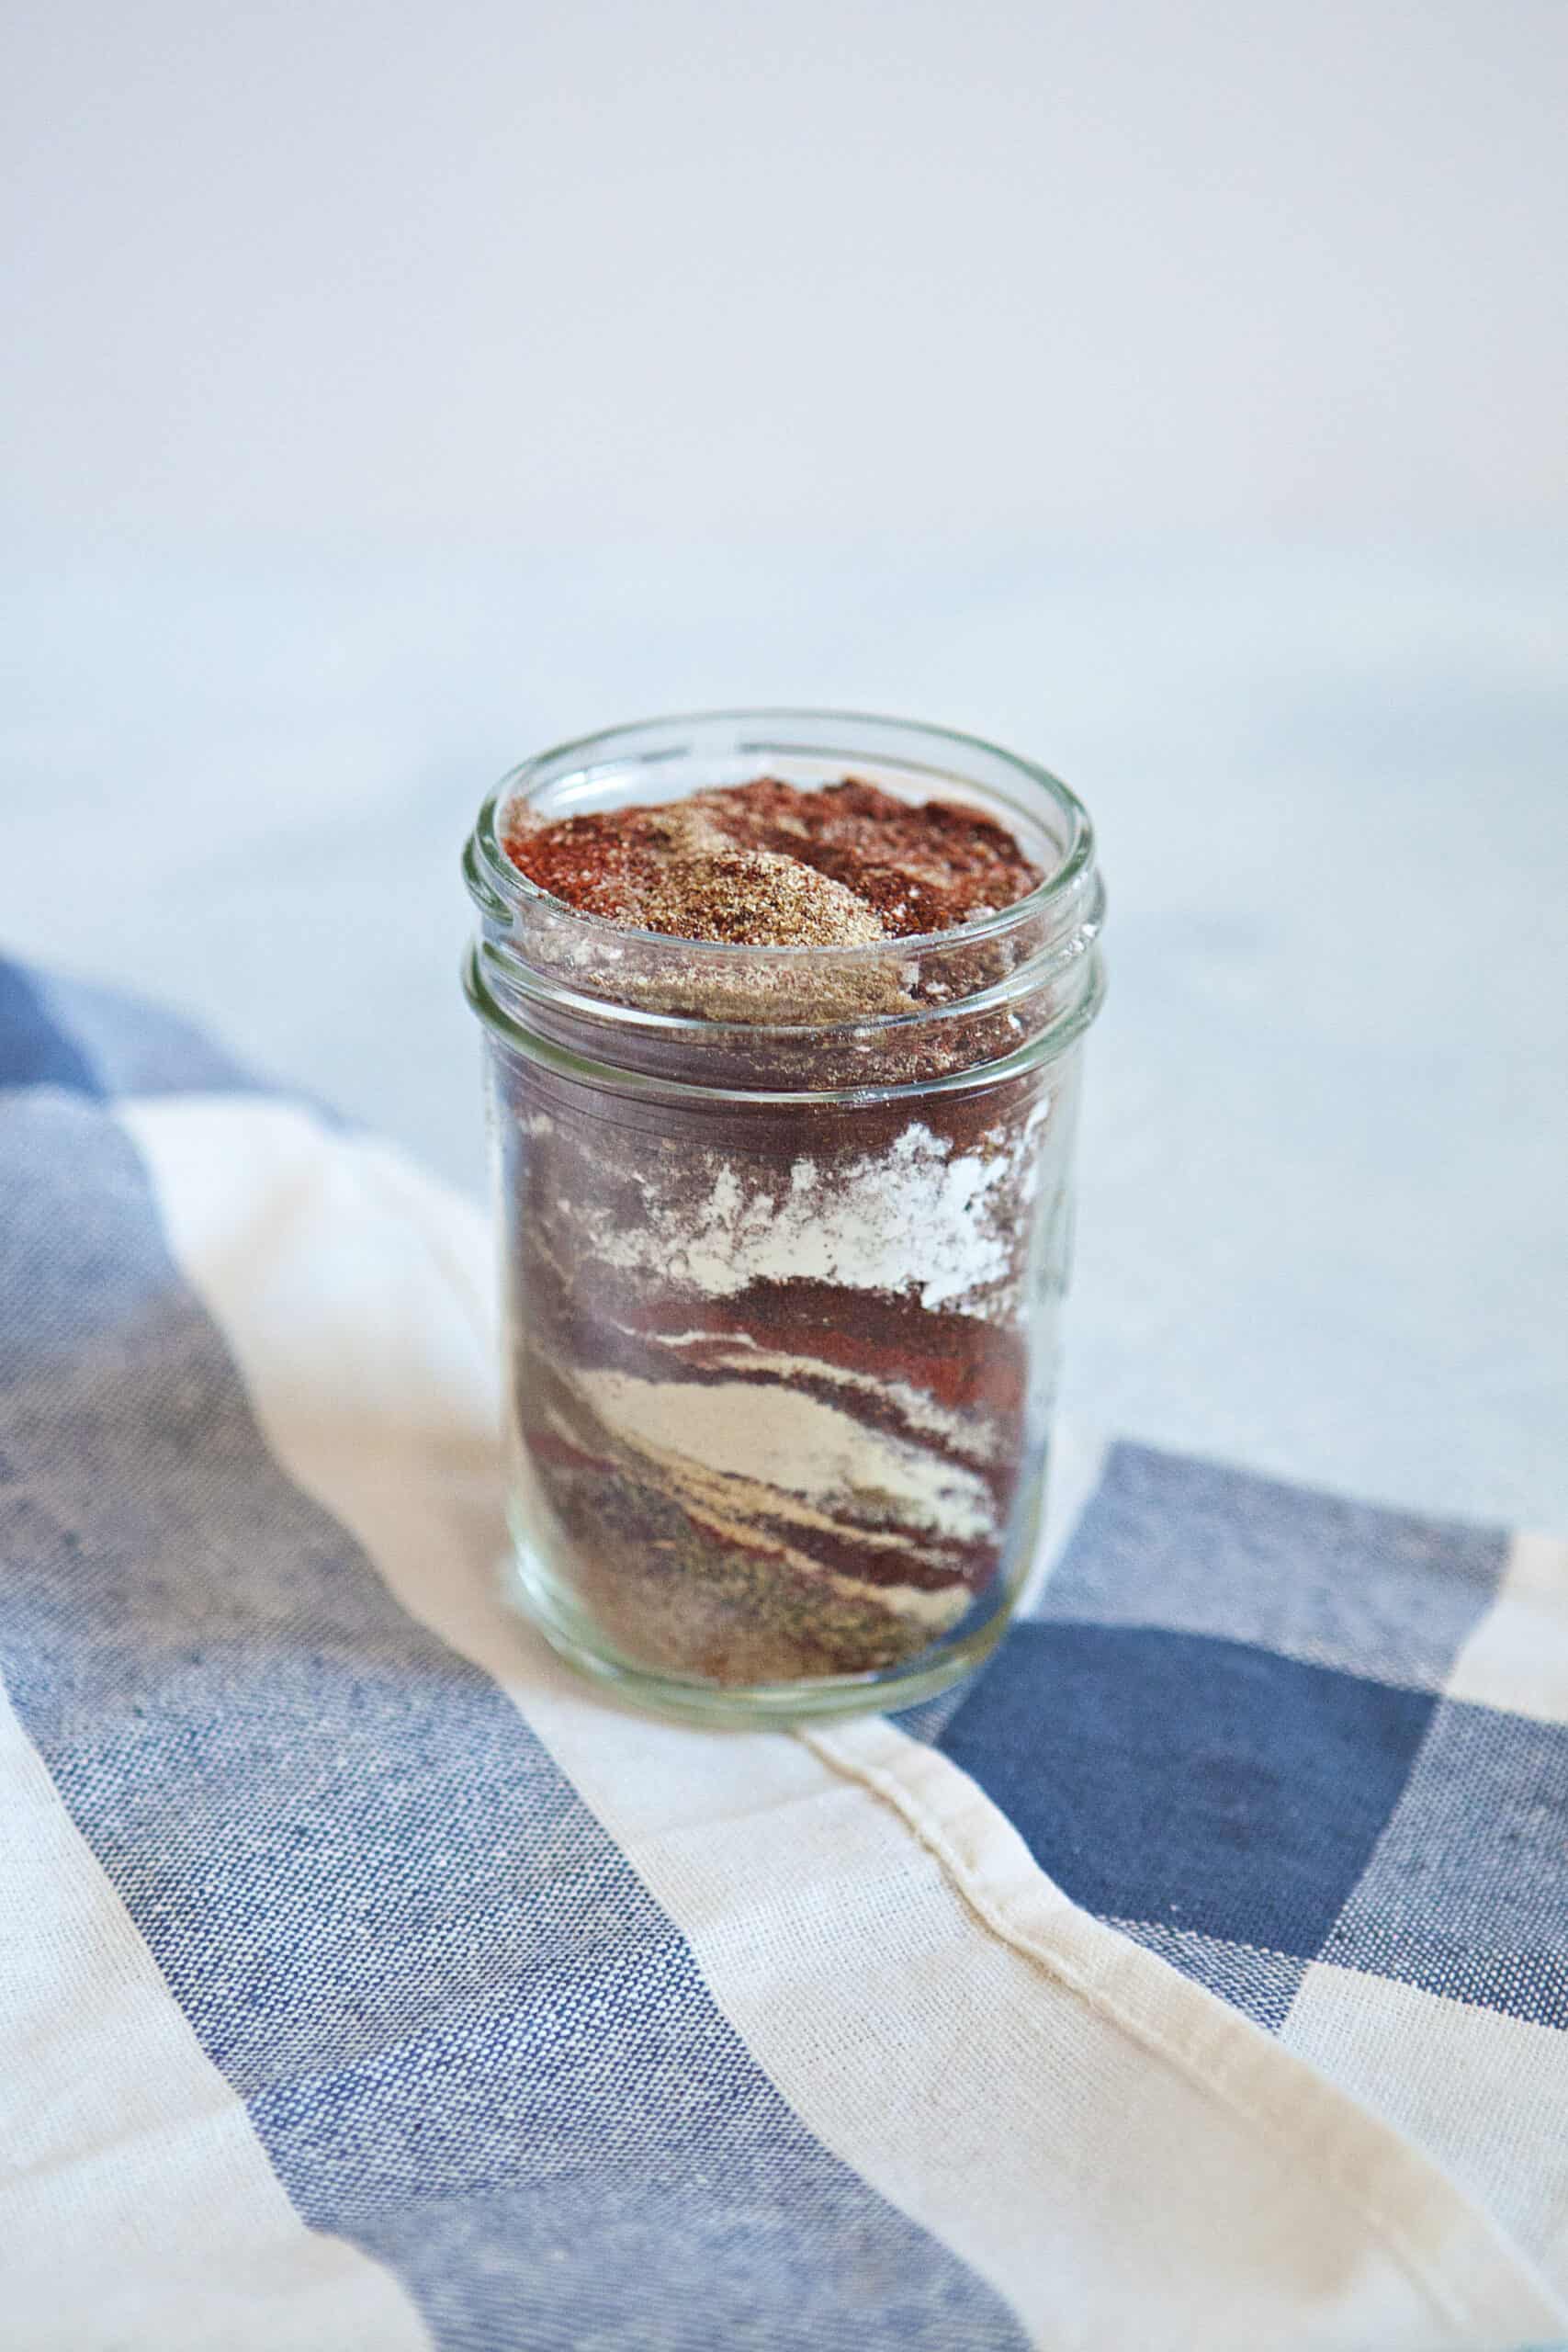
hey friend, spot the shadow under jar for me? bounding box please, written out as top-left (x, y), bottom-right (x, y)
top-left (464, 710), bottom-right (1106, 1724)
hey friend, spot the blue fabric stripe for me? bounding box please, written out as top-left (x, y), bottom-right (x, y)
top-left (1107, 1921), bottom-right (1308, 2032)
top-left (1323, 1697), bottom-right (1568, 2028)
top-left (1039, 1441), bottom-right (1507, 1695)
top-left (0, 954), bottom-right (102, 1095)
top-left (938, 1621), bottom-right (1436, 1961)
top-left (37, 968), bottom-right (263, 1098)
top-left (0, 1090), bottom-right (1024, 2352)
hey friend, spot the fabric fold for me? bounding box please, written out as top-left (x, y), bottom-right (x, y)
top-left (117, 1086), bottom-right (1566, 2350)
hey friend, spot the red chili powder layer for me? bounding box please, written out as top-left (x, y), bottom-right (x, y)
top-left (502, 776), bottom-right (1043, 944)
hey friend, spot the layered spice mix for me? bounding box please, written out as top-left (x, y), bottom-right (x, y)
top-left (493, 775), bottom-right (1067, 1686)
top-left (504, 775), bottom-right (1043, 941)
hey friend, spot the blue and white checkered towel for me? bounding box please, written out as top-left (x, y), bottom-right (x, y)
top-left (4, 951), bottom-right (1567, 2352)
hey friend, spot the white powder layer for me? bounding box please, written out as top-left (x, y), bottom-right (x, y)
top-left (544, 1396), bottom-right (970, 1628)
top-left (574, 1368), bottom-right (996, 1540)
top-left (640, 1323), bottom-right (1000, 1460)
top-left (581, 1115), bottom-right (1047, 1311)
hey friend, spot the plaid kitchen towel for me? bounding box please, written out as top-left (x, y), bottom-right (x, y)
top-left (3, 949), bottom-right (1567, 2352)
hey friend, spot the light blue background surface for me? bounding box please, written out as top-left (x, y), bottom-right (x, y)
top-left (5, 4), bottom-right (1564, 1527)
top-left (2, 538), bottom-right (1562, 1532)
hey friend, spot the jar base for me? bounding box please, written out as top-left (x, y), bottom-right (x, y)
top-left (502, 1541), bottom-right (1017, 1727)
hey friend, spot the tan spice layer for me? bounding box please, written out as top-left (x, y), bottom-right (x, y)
top-left (502, 776), bottom-right (1043, 944)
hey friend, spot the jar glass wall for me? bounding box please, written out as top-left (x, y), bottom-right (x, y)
top-left (464, 711), bottom-right (1105, 1724)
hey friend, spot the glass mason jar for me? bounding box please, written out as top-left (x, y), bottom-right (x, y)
top-left (463, 710), bottom-right (1105, 1724)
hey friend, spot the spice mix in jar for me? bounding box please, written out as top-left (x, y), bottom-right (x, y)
top-left (464, 710), bottom-right (1105, 1724)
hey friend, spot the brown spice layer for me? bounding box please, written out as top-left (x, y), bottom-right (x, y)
top-left (497, 1060), bottom-right (1057, 1682)
top-left (503, 776), bottom-right (1042, 943)
top-left (520, 1329), bottom-right (1003, 1600)
top-left (527, 1434), bottom-right (962, 1683)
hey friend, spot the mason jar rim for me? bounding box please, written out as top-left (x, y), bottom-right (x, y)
top-left (465, 705), bottom-right (1099, 963)
top-left (463, 937), bottom-right (1107, 1108)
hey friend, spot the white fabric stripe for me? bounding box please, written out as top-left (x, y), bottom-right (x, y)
top-left (800, 1718), bottom-right (1568, 2333)
top-left (1446, 1528), bottom-right (1568, 1724)
top-left (122, 1093), bottom-right (1567, 2352)
top-left (0, 1672), bottom-right (431, 2352)
top-left (1285, 1963), bottom-right (1568, 2301)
